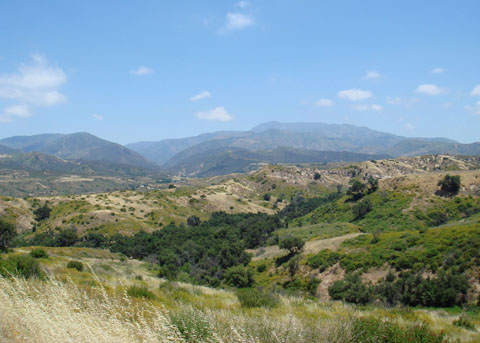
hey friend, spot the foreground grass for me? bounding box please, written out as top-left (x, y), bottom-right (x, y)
top-left (0, 275), bottom-right (457, 343)
top-left (1, 247), bottom-right (478, 342)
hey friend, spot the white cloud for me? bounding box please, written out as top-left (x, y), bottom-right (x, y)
top-left (92, 114), bottom-right (103, 121)
top-left (129, 66), bottom-right (153, 76)
top-left (386, 96), bottom-right (402, 105)
top-left (465, 101), bottom-right (480, 115)
top-left (404, 122), bottom-right (414, 130)
top-left (338, 89), bottom-right (372, 101)
top-left (235, 1), bottom-right (250, 8)
top-left (431, 67), bottom-right (446, 74)
top-left (471, 85), bottom-right (480, 97)
top-left (196, 107), bottom-right (234, 121)
top-left (314, 98), bottom-right (333, 107)
top-left (0, 104), bottom-right (30, 123)
top-left (190, 91), bottom-right (212, 102)
top-left (364, 71), bottom-right (381, 80)
top-left (352, 104), bottom-right (383, 112)
top-left (415, 84), bottom-right (448, 95)
top-left (222, 12), bottom-right (254, 32)
top-left (0, 54), bottom-right (67, 106)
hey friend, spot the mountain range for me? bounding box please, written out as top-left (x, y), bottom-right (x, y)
top-left (0, 132), bottom-right (156, 169)
top-left (1, 122), bottom-right (479, 178)
top-left (127, 121), bottom-right (480, 176)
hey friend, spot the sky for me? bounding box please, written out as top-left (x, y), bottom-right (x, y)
top-left (0, 0), bottom-right (479, 144)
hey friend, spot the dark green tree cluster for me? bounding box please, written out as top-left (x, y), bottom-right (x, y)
top-left (347, 177), bottom-right (378, 201)
top-left (376, 270), bottom-right (469, 307)
top-left (0, 217), bottom-right (16, 252)
top-left (328, 273), bottom-right (372, 305)
top-left (352, 198), bottom-right (373, 220)
top-left (109, 212), bottom-right (281, 286)
top-left (25, 228), bottom-right (79, 247)
top-left (437, 174), bottom-right (461, 196)
top-left (33, 204), bottom-right (51, 222)
top-left (278, 193), bottom-right (340, 222)
top-left (329, 270), bottom-right (469, 307)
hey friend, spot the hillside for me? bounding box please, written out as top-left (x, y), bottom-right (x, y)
top-left (0, 144), bottom-right (18, 155)
top-left (0, 132), bottom-right (157, 169)
top-left (0, 151), bottom-right (170, 197)
top-left (166, 146), bottom-right (389, 177)
top-left (388, 138), bottom-right (480, 157)
top-left (2, 154), bottom-right (480, 342)
top-left (126, 131), bottom-right (249, 165)
top-left (1, 153), bottom-right (478, 235)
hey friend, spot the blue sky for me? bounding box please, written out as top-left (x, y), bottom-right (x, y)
top-left (0, 0), bottom-right (479, 144)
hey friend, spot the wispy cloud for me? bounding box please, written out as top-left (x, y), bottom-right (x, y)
top-left (352, 104), bottom-right (382, 111)
top-left (0, 104), bottom-right (30, 123)
top-left (431, 67), bottom-right (446, 74)
top-left (129, 66), bottom-right (153, 76)
top-left (221, 12), bottom-right (254, 33)
top-left (386, 96), bottom-right (402, 105)
top-left (196, 107), bottom-right (234, 121)
top-left (386, 96), bottom-right (420, 106)
top-left (363, 71), bottom-right (381, 80)
top-left (415, 84), bottom-right (448, 95)
top-left (465, 101), bottom-right (480, 115)
top-left (235, 1), bottom-right (250, 9)
top-left (404, 122), bottom-right (414, 130)
top-left (190, 91), bottom-right (212, 102)
top-left (314, 98), bottom-right (333, 107)
top-left (0, 54), bottom-right (67, 106)
top-left (471, 85), bottom-right (480, 97)
top-left (338, 89), bottom-right (372, 101)
top-left (0, 54), bottom-right (66, 123)
top-left (92, 114), bottom-right (103, 121)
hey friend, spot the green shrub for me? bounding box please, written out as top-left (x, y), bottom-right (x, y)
top-left (307, 249), bottom-right (340, 272)
top-left (352, 198), bottom-right (373, 221)
top-left (170, 308), bottom-right (213, 342)
top-left (452, 315), bottom-right (475, 330)
top-left (67, 260), bottom-right (83, 272)
top-left (351, 317), bottom-right (447, 343)
top-left (29, 248), bottom-right (49, 259)
top-left (236, 288), bottom-right (278, 308)
top-left (0, 255), bottom-right (44, 279)
top-left (224, 265), bottom-right (254, 288)
top-left (256, 263), bottom-right (267, 273)
top-left (328, 273), bottom-right (371, 305)
top-left (127, 285), bottom-right (156, 300)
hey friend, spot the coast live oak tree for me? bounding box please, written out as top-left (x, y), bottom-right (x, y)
top-left (0, 217), bottom-right (16, 252)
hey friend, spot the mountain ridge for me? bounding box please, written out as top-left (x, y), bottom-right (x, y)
top-left (0, 132), bottom-right (157, 169)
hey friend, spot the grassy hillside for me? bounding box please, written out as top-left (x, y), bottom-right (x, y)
top-left (1, 246), bottom-right (478, 342)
